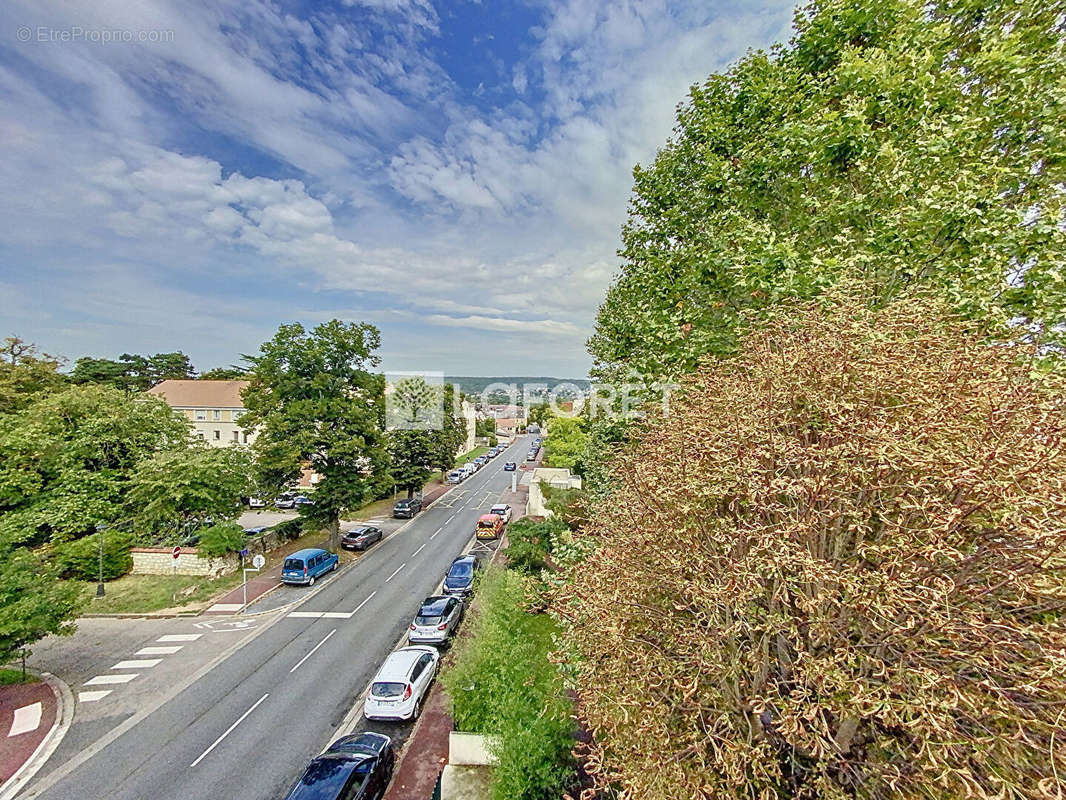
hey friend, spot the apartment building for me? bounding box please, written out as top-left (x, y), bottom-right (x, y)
top-left (146, 379), bottom-right (255, 447)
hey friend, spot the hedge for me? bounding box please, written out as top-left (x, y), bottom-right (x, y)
top-left (54, 530), bottom-right (134, 581)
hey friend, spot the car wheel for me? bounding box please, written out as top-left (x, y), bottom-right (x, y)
top-left (411, 698), bottom-right (421, 720)
top-left (308, 575), bottom-right (316, 586)
top-left (331, 562), bottom-right (337, 572)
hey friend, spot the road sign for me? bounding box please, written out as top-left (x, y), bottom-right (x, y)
top-left (252, 554), bottom-right (265, 569)
top-left (172, 546), bottom-right (181, 559)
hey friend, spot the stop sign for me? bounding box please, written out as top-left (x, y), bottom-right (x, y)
top-left (172, 545), bottom-right (181, 559)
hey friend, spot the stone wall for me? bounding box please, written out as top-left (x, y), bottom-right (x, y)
top-left (131, 547), bottom-right (236, 576)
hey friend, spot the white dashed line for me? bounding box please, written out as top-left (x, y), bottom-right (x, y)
top-left (287, 611), bottom-right (352, 619)
top-left (290, 629), bottom-right (336, 673)
top-left (157, 634), bottom-right (202, 642)
top-left (85, 674), bottom-right (137, 686)
top-left (384, 563), bottom-right (406, 583)
top-left (412, 543), bottom-right (426, 557)
top-left (111, 659), bottom-right (162, 670)
top-left (78, 690), bottom-right (112, 703)
top-left (8, 703), bottom-right (42, 737)
top-left (430, 527), bottom-right (442, 540)
top-left (135, 646), bottom-right (183, 656)
top-left (350, 592), bottom-right (376, 615)
top-left (190, 693), bottom-right (269, 767)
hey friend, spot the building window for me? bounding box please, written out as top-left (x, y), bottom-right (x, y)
top-left (233, 431), bottom-right (239, 442)
top-left (214, 430), bottom-right (221, 440)
top-left (213, 409), bottom-right (222, 421)
top-left (195, 409), bottom-right (206, 421)
top-left (232, 409), bottom-right (243, 422)
top-left (197, 431), bottom-right (205, 439)
top-left (243, 432), bottom-right (249, 444)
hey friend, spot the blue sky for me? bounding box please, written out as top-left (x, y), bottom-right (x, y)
top-left (1, 0), bottom-right (794, 377)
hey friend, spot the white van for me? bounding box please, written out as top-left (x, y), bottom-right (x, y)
top-left (463, 462), bottom-right (478, 475)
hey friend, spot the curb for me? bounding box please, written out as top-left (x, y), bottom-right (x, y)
top-left (0, 672), bottom-right (73, 800)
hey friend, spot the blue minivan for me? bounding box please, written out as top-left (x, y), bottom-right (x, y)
top-left (282, 548), bottom-right (338, 586)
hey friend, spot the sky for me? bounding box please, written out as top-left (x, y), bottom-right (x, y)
top-left (0, 0), bottom-right (795, 377)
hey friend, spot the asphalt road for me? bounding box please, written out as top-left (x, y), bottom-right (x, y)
top-left (22, 436), bottom-right (530, 800)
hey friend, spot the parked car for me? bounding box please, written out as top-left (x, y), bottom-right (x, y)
top-left (443, 554), bottom-right (481, 597)
top-left (363, 646), bottom-right (439, 721)
top-left (274, 493), bottom-right (296, 509)
top-left (446, 470), bottom-right (465, 484)
top-left (463, 462), bottom-right (478, 475)
top-left (503, 461), bottom-right (517, 471)
top-left (526, 451), bottom-right (538, 461)
top-left (485, 448), bottom-right (497, 458)
top-left (393, 497), bottom-right (422, 518)
top-left (281, 548), bottom-right (338, 585)
top-left (474, 456), bottom-right (487, 468)
top-left (342, 526), bottom-right (383, 551)
top-left (489, 504), bottom-right (512, 524)
top-left (247, 496), bottom-right (266, 508)
top-left (284, 732), bottom-right (395, 800)
top-left (243, 526), bottom-right (269, 536)
top-left (293, 495), bottom-right (314, 507)
top-left (475, 514), bottom-right (503, 541)
top-left (408, 595), bottom-right (463, 645)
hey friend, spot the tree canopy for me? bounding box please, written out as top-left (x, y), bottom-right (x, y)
top-left (241, 320), bottom-right (389, 550)
top-left (589, 0), bottom-right (1066, 385)
top-left (70, 351), bottom-right (196, 392)
top-left (0, 337), bottom-right (66, 414)
top-left (563, 291), bottom-right (1066, 798)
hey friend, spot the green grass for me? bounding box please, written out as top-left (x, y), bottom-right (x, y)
top-left (454, 446), bottom-right (490, 467)
top-left (0, 668), bottom-right (31, 685)
top-left (78, 571), bottom-right (245, 615)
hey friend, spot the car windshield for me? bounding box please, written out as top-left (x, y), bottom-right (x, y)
top-left (415, 615), bottom-right (442, 626)
top-left (283, 558), bottom-right (303, 570)
top-left (296, 757), bottom-right (363, 793)
top-left (372, 681), bottom-right (406, 698)
top-left (477, 519), bottom-right (495, 529)
top-left (448, 562), bottom-right (473, 579)
top-left (345, 528), bottom-right (368, 537)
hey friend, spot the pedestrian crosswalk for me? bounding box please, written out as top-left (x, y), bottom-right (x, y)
top-left (77, 633), bottom-right (203, 703)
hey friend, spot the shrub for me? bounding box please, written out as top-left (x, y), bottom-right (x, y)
top-left (271, 518), bottom-right (304, 540)
top-left (504, 517), bottom-right (567, 573)
top-left (195, 522), bottom-right (246, 559)
top-left (558, 293), bottom-right (1066, 799)
top-left (54, 530), bottom-right (134, 580)
top-left (443, 567), bottom-right (575, 800)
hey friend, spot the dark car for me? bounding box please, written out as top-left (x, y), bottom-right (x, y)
top-left (503, 461), bottom-right (517, 471)
top-left (393, 497), bottom-right (422, 518)
top-left (342, 526), bottom-right (384, 551)
top-left (443, 555), bottom-right (481, 598)
top-left (284, 732), bottom-right (394, 800)
top-left (243, 526), bottom-right (269, 536)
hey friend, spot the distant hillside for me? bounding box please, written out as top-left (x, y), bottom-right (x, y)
top-left (446, 376), bottom-right (591, 396)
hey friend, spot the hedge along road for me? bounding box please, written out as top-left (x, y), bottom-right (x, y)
top-left (22, 436), bottom-right (531, 800)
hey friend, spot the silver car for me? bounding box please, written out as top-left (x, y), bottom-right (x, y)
top-left (408, 595), bottom-right (463, 645)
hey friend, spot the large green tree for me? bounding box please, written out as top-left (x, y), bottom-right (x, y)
top-left (70, 351), bottom-right (196, 392)
top-left (126, 446), bottom-right (252, 539)
top-left (542, 416), bottom-right (588, 473)
top-left (589, 0), bottom-right (1066, 386)
top-left (0, 385), bottom-right (189, 546)
top-left (0, 543), bottom-right (83, 665)
top-left (0, 337), bottom-right (66, 414)
top-left (241, 321), bottom-right (389, 551)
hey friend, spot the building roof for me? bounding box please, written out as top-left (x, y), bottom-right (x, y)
top-left (146, 379), bottom-right (250, 409)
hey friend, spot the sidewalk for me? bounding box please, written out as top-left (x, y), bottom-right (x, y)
top-left (0, 679), bottom-right (58, 789)
top-left (204, 480), bottom-right (456, 615)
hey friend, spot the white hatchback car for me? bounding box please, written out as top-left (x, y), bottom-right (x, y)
top-left (489, 503), bottom-right (512, 523)
top-left (364, 646), bottom-right (439, 721)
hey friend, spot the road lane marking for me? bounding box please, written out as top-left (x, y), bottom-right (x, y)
top-left (384, 563), bottom-right (406, 583)
top-left (350, 591), bottom-right (376, 615)
top-left (111, 659), bottom-right (162, 670)
top-left (85, 674), bottom-right (137, 685)
top-left (190, 692), bottom-right (269, 767)
top-left (157, 634), bottom-right (201, 642)
top-left (206, 603), bottom-right (244, 613)
top-left (290, 629), bottom-right (336, 673)
top-left (9, 703), bottom-right (42, 737)
top-left (77, 690), bottom-right (112, 703)
top-left (135, 646), bottom-right (183, 655)
top-left (412, 543), bottom-right (426, 557)
top-left (430, 527), bottom-right (442, 540)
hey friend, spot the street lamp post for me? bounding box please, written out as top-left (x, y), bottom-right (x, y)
top-left (95, 523), bottom-right (106, 597)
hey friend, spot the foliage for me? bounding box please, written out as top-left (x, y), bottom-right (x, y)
top-left (541, 486), bottom-right (588, 530)
top-left (527, 402), bottom-right (551, 428)
top-left (126, 446), bottom-right (251, 539)
top-left (0, 337), bottom-right (66, 414)
top-left (198, 366), bottom-right (248, 380)
top-left (241, 320), bottom-right (389, 550)
top-left (442, 567), bottom-right (575, 800)
top-left (0, 385), bottom-right (189, 546)
top-left (0, 542), bottom-right (83, 664)
top-left (53, 528), bottom-right (135, 580)
top-left (559, 292), bottom-right (1066, 799)
top-left (387, 429), bottom-right (435, 495)
top-left (475, 417), bottom-right (497, 438)
top-left (589, 0), bottom-right (1066, 386)
top-left (504, 516), bottom-right (568, 574)
top-left (70, 351), bottom-right (196, 392)
top-left (542, 416), bottom-right (588, 473)
top-left (194, 522), bottom-right (246, 559)
top-left (271, 518), bottom-right (305, 541)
